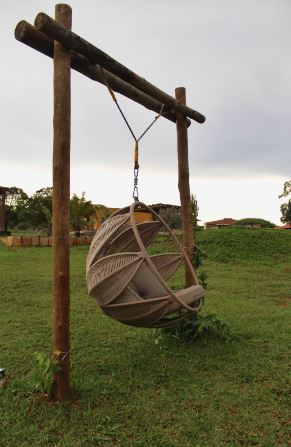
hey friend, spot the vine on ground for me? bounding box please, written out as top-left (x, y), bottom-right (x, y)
top-left (159, 313), bottom-right (233, 343)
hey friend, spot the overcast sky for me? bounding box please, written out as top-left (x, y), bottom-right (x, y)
top-left (1, 0), bottom-right (290, 224)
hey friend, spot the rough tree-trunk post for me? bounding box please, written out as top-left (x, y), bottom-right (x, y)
top-left (52, 3), bottom-right (71, 401)
top-left (175, 87), bottom-right (194, 288)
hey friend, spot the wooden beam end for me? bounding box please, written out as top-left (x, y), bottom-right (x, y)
top-left (14, 20), bottom-right (28, 41)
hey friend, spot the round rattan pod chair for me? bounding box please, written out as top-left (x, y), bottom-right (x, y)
top-left (86, 201), bottom-right (204, 328)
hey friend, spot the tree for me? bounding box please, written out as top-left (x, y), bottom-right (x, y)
top-left (29, 187), bottom-right (53, 235)
top-left (279, 180), bottom-right (291, 224)
top-left (70, 192), bottom-right (96, 237)
top-left (159, 207), bottom-right (182, 229)
top-left (5, 186), bottom-right (53, 234)
top-left (279, 180), bottom-right (291, 198)
top-left (280, 202), bottom-right (291, 224)
top-left (5, 187), bottom-right (29, 230)
top-left (5, 186), bottom-right (28, 207)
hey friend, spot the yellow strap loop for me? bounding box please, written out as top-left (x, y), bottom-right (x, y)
top-left (134, 141), bottom-right (139, 164)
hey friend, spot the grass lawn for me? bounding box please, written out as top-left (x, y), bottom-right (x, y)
top-left (0, 229), bottom-right (290, 447)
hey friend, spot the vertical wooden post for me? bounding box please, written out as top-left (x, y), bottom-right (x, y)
top-left (52, 3), bottom-right (72, 401)
top-left (175, 87), bottom-right (194, 287)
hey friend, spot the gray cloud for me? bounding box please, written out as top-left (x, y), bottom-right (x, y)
top-left (1, 0), bottom-right (290, 181)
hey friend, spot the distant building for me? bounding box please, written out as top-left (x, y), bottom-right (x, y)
top-left (204, 218), bottom-right (236, 230)
top-left (93, 207), bottom-right (119, 229)
top-left (150, 203), bottom-right (181, 213)
top-left (92, 203), bottom-right (181, 230)
top-left (92, 206), bottom-right (152, 230)
top-left (275, 223), bottom-right (291, 230)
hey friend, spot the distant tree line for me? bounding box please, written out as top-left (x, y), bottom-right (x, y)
top-left (5, 180), bottom-right (290, 236)
top-left (234, 218), bottom-right (275, 228)
top-left (5, 187), bottom-right (99, 236)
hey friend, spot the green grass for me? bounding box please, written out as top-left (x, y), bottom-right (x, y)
top-left (0, 229), bottom-right (290, 447)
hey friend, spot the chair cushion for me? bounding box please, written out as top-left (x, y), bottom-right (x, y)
top-left (131, 261), bottom-right (168, 298)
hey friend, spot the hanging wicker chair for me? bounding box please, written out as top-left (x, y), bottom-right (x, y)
top-left (86, 202), bottom-right (204, 328)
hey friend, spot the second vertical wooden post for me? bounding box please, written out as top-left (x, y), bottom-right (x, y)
top-left (175, 87), bottom-right (194, 287)
top-left (52, 3), bottom-right (72, 401)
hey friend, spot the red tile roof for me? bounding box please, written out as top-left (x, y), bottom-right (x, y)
top-left (206, 218), bottom-right (236, 226)
top-left (275, 223), bottom-right (291, 229)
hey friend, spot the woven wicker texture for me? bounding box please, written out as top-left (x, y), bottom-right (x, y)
top-left (86, 214), bottom-right (129, 273)
top-left (86, 202), bottom-right (204, 328)
top-left (150, 253), bottom-right (182, 281)
top-left (87, 253), bottom-right (143, 305)
top-left (107, 221), bottom-right (162, 255)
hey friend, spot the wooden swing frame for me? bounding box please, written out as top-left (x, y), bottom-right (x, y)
top-left (15, 3), bottom-right (206, 400)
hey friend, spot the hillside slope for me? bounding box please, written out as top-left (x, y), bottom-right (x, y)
top-left (196, 228), bottom-right (291, 263)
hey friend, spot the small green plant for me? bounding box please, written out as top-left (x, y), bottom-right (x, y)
top-left (198, 270), bottom-right (208, 289)
top-left (192, 245), bottom-right (208, 289)
top-left (33, 352), bottom-right (61, 397)
top-left (192, 245), bottom-right (207, 270)
top-left (162, 313), bottom-right (233, 342)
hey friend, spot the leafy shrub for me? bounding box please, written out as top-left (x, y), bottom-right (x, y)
top-left (159, 207), bottom-right (182, 229)
top-left (33, 352), bottom-right (61, 398)
top-left (192, 245), bottom-right (207, 270)
top-left (198, 270), bottom-right (208, 289)
top-left (161, 314), bottom-right (233, 343)
top-left (192, 245), bottom-right (208, 289)
top-left (14, 222), bottom-right (32, 231)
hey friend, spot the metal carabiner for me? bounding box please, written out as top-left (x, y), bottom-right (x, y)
top-left (133, 166), bottom-right (139, 201)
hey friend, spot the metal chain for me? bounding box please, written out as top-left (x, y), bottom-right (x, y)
top-left (100, 67), bottom-right (164, 201)
top-left (133, 168), bottom-right (139, 201)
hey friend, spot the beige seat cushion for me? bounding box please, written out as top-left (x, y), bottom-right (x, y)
top-left (131, 262), bottom-right (168, 299)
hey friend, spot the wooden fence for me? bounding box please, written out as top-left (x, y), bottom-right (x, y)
top-left (1, 235), bottom-right (93, 248)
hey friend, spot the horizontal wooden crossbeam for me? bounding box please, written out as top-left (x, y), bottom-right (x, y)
top-left (15, 21), bottom-right (190, 127)
top-left (33, 12), bottom-right (206, 124)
